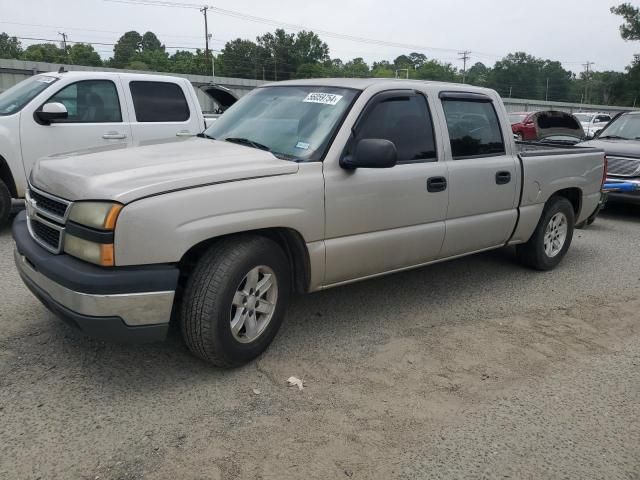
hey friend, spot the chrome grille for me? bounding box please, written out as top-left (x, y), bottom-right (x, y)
top-left (607, 156), bottom-right (640, 177)
top-left (30, 218), bottom-right (61, 251)
top-left (29, 189), bottom-right (68, 219)
top-left (25, 185), bottom-right (71, 254)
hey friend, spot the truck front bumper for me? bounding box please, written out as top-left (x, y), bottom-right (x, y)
top-left (13, 211), bottom-right (180, 342)
top-left (605, 177), bottom-right (640, 204)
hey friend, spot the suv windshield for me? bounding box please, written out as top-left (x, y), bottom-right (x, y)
top-left (574, 113), bottom-right (593, 123)
top-left (0, 75), bottom-right (58, 116)
top-left (597, 113), bottom-right (640, 140)
top-left (204, 86), bottom-right (358, 161)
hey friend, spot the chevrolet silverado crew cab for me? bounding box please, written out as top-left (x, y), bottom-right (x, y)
top-left (0, 70), bottom-right (237, 227)
top-left (12, 79), bottom-right (605, 367)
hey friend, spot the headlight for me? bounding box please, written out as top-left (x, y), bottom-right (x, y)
top-left (64, 201), bottom-right (122, 266)
top-left (63, 234), bottom-right (115, 267)
top-left (68, 202), bottom-right (122, 230)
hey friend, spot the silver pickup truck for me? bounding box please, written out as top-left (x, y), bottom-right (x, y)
top-left (12, 79), bottom-right (605, 367)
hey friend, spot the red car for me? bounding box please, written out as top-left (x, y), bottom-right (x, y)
top-left (509, 111), bottom-right (536, 140)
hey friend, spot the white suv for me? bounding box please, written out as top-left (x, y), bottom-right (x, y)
top-left (574, 112), bottom-right (612, 139)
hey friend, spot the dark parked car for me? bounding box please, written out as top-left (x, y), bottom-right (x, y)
top-left (581, 111), bottom-right (640, 204)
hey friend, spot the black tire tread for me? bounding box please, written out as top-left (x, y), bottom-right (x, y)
top-left (0, 181), bottom-right (11, 229)
top-left (181, 235), bottom-right (287, 367)
top-left (517, 196), bottom-right (575, 271)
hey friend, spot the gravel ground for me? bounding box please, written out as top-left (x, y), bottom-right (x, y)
top-left (0, 204), bottom-right (639, 479)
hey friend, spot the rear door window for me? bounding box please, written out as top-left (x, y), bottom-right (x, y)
top-left (441, 99), bottom-right (505, 159)
top-left (129, 81), bottom-right (190, 122)
top-left (354, 92), bottom-right (437, 163)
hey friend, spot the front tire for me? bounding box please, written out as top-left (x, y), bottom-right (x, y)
top-left (0, 181), bottom-right (11, 229)
top-left (517, 196), bottom-right (575, 271)
top-left (181, 235), bottom-right (291, 367)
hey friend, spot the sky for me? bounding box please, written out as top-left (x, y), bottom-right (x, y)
top-left (1, 0), bottom-right (639, 75)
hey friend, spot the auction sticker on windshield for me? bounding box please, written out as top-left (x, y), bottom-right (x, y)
top-left (303, 92), bottom-right (343, 106)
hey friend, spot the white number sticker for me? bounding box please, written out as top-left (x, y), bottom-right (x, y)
top-left (303, 92), bottom-right (343, 106)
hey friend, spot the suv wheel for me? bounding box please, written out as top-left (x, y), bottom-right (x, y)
top-left (0, 181), bottom-right (11, 229)
top-left (516, 196), bottom-right (575, 270)
top-left (181, 235), bottom-right (291, 367)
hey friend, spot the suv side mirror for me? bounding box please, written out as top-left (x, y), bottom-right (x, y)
top-left (35, 102), bottom-right (68, 124)
top-left (340, 138), bottom-right (398, 170)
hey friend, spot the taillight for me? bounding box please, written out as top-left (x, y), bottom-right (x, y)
top-left (601, 156), bottom-right (608, 188)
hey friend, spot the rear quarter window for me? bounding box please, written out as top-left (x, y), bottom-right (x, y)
top-left (129, 81), bottom-right (190, 122)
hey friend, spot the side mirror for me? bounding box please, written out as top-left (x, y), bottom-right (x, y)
top-left (340, 138), bottom-right (398, 170)
top-left (35, 102), bottom-right (68, 124)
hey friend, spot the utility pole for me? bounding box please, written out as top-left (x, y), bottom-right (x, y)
top-left (545, 77), bottom-right (549, 102)
top-left (458, 50), bottom-right (471, 84)
top-left (509, 85), bottom-right (513, 98)
top-left (200, 6), bottom-right (213, 79)
top-left (582, 61), bottom-right (595, 105)
top-left (58, 32), bottom-right (69, 60)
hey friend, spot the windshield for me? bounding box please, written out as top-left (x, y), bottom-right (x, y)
top-left (597, 113), bottom-right (640, 140)
top-left (574, 113), bottom-right (593, 123)
top-left (0, 75), bottom-right (58, 116)
top-left (509, 113), bottom-right (527, 124)
top-left (204, 86), bottom-right (359, 161)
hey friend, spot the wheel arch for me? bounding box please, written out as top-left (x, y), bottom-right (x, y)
top-left (549, 187), bottom-right (582, 219)
top-left (0, 155), bottom-right (17, 198)
top-left (178, 227), bottom-right (312, 295)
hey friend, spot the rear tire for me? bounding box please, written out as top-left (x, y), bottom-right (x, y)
top-left (180, 235), bottom-right (291, 367)
top-left (517, 196), bottom-right (575, 271)
top-left (0, 181), bottom-right (11, 229)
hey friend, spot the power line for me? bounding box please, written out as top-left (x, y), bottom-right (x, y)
top-left (14, 35), bottom-right (214, 51)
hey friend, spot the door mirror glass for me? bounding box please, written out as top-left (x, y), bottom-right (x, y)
top-left (35, 102), bottom-right (68, 124)
top-left (340, 138), bottom-right (398, 169)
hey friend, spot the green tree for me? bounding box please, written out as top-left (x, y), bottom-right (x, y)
top-left (0, 32), bottom-right (22, 59)
top-left (611, 3), bottom-right (640, 40)
top-left (169, 49), bottom-right (208, 75)
top-left (371, 60), bottom-right (394, 78)
top-left (296, 62), bottom-right (327, 78)
top-left (141, 31), bottom-right (163, 52)
top-left (466, 62), bottom-right (490, 86)
top-left (111, 31), bottom-right (142, 68)
top-left (217, 39), bottom-right (266, 79)
top-left (342, 57), bottom-right (370, 77)
top-left (257, 29), bottom-right (296, 80)
top-left (415, 60), bottom-right (458, 82)
top-left (21, 43), bottom-right (65, 63)
top-left (292, 31), bottom-right (329, 66)
top-left (68, 43), bottom-right (102, 66)
top-left (488, 52), bottom-right (544, 98)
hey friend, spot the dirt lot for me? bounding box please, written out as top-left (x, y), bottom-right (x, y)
top-left (1, 204), bottom-right (639, 480)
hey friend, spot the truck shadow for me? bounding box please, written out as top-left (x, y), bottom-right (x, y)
top-left (599, 202), bottom-right (640, 223)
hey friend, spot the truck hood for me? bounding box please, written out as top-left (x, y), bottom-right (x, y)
top-left (31, 138), bottom-right (299, 203)
top-left (579, 138), bottom-right (640, 159)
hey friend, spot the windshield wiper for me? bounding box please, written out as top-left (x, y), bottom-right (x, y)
top-left (197, 132), bottom-right (215, 139)
top-left (224, 137), bottom-right (271, 151)
top-left (598, 135), bottom-right (629, 140)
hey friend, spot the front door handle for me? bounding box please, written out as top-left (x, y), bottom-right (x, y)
top-left (496, 171), bottom-right (511, 185)
top-left (102, 132), bottom-right (126, 140)
top-left (427, 176), bottom-right (447, 193)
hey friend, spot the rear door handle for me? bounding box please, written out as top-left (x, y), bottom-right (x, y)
top-left (102, 132), bottom-right (126, 140)
top-left (427, 176), bottom-right (447, 193)
top-left (176, 130), bottom-right (195, 137)
top-left (496, 171), bottom-right (511, 185)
